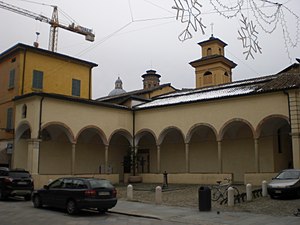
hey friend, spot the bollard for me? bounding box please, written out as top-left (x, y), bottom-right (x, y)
top-left (246, 183), bottom-right (252, 201)
top-left (262, 180), bottom-right (268, 197)
top-left (227, 187), bottom-right (234, 206)
top-left (127, 184), bottom-right (133, 201)
top-left (155, 186), bottom-right (162, 204)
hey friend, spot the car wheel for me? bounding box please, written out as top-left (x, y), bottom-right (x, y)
top-left (24, 194), bottom-right (31, 201)
top-left (66, 200), bottom-right (78, 215)
top-left (33, 195), bottom-right (43, 208)
top-left (0, 191), bottom-right (8, 201)
top-left (98, 208), bottom-right (108, 214)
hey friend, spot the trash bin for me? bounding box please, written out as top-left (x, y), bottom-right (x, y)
top-left (198, 186), bottom-right (211, 211)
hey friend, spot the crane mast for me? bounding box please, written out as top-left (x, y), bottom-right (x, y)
top-left (0, 1), bottom-right (95, 52)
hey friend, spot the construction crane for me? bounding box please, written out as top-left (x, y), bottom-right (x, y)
top-left (0, 1), bottom-right (95, 52)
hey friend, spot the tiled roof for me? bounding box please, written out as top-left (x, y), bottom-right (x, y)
top-left (135, 72), bottom-right (300, 110)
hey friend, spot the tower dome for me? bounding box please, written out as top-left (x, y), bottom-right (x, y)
top-left (108, 77), bottom-right (126, 96)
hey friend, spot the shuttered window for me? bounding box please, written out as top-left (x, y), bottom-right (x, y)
top-left (32, 70), bottom-right (43, 89)
top-left (8, 69), bottom-right (15, 89)
top-left (72, 79), bottom-right (81, 97)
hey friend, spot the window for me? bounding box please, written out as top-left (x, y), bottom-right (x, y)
top-left (72, 79), bottom-right (81, 96)
top-left (207, 48), bottom-right (212, 56)
top-left (22, 104), bottom-right (27, 118)
top-left (203, 71), bottom-right (212, 85)
top-left (6, 108), bottom-right (13, 130)
top-left (32, 70), bottom-right (43, 89)
top-left (8, 69), bottom-right (15, 89)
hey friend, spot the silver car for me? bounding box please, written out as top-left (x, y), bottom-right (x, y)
top-left (267, 169), bottom-right (300, 199)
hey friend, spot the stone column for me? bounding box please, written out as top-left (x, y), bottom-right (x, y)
top-left (286, 91), bottom-right (300, 168)
top-left (185, 143), bottom-right (190, 173)
top-left (157, 145), bottom-right (161, 173)
top-left (218, 141), bottom-right (222, 173)
top-left (105, 145), bottom-right (109, 173)
top-left (27, 139), bottom-right (41, 175)
top-left (254, 138), bottom-right (260, 172)
top-left (71, 143), bottom-right (76, 175)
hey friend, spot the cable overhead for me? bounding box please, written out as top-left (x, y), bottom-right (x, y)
top-left (0, 0), bottom-right (95, 52)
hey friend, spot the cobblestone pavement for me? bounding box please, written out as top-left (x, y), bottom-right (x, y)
top-left (115, 184), bottom-right (300, 217)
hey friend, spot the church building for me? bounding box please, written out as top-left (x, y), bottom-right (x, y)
top-left (2, 36), bottom-right (300, 187)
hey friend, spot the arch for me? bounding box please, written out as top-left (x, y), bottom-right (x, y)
top-left (135, 128), bottom-right (157, 146)
top-left (158, 126), bottom-right (185, 173)
top-left (15, 121), bottom-right (32, 141)
top-left (186, 123), bottom-right (218, 143)
top-left (219, 118), bottom-right (255, 141)
top-left (187, 123), bottom-right (218, 173)
top-left (158, 126), bottom-right (185, 145)
top-left (76, 125), bottom-right (108, 145)
top-left (135, 129), bottom-right (158, 173)
top-left (41, 122), bottom-right (75, 143)
top-left (207, 47), bottom-right (212, 56)
top-left (255, 115), bottom-right (292, 172)
top-left (108, 129), bottom-right (133, 146)
top-left (256, 114), bottom-right (290, 139)
top-left (219, 118), bottom-right (255, 182)
top-left (204, 71), bottom-right (212, 76)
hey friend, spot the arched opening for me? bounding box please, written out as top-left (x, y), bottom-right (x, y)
top-left (39, 124), bottom-right (74, 174)
top-left (257, 116), bottom-right (292, 172)
top-left (207, 48), bottom-right (212, 56)
top-left (75, 127), bottom-right (107, 174)
top-left (221, 120), bottom-right (255, 182)
top-left (108, 130), bottom-right (132, 182)
top-left (188, 125), bottom-right (218, 172)
top-left (159, 127), bottom-right (185, 173)
top-left (12, 123), bottom-right (31, 169)
top-left (136, 130), bottom-right (157, 173)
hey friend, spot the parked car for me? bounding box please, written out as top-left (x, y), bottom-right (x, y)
top-left (0, 168), bottom-right (34, 200)
top-left (32, 177), bottom-right (118, 215)
top-left (267, 169), bottom-right (300, 199)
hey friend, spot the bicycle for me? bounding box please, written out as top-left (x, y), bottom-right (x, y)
top-left (211, 178), bottom-right (239, 202)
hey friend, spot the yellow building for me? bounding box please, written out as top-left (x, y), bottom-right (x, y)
top-left (0, 43), bottom-right (97, 167)
top-left (3, 37), bottom-right (300, 187)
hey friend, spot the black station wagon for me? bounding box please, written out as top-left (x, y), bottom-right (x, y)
top-left (32, 177), bottom-right (117, 214)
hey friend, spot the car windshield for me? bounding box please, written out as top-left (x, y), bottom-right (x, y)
top-left (8, 171), bottom-right (31, 178)
top-left (89, 179), bottom-right (113, 189)
top-left (276, 171), bottom-right (300, 179)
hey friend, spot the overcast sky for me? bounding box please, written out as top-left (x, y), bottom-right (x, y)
top-left (0, 0), bottom-right (299, 98)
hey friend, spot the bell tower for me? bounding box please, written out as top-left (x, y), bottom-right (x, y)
top-left (189, 36), bottom-right (237, 88)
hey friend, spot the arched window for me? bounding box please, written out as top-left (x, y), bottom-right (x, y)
top-left (203, 71), bottom-right (212, 84)
top-left (224, 72), bottom-right (229, 76)
top-left (207, 48), bottom-right (212, 56)
top-left (219, 48), bottom-right (222, 55)
top-left (22, 104), bottom-right (27, 118)
top-left (204, 71), bottom-right (212, 76)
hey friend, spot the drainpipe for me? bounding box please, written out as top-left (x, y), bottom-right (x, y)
top-left (283, 90), bottom-right (292, 127)
top-left (89, 68), bottom-right (92, 99)
top-left (21, 49), bottom-right (27, 95)
top-left (132, 109), bottom-right (136, 176)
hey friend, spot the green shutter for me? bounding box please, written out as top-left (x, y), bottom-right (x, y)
top-left (32, 70), bottom-right (44, 89)
top-left (8, 69), bottom-right (15, 89)
top-left (72, 79), bottom-right (81, 96)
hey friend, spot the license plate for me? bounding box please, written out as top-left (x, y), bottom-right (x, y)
top-left (275, 190), bottom-right (282, 194)
top-left (98, 192), bottom-right (110, 196)
top-left (18, 181), bottom-right (27, 185)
